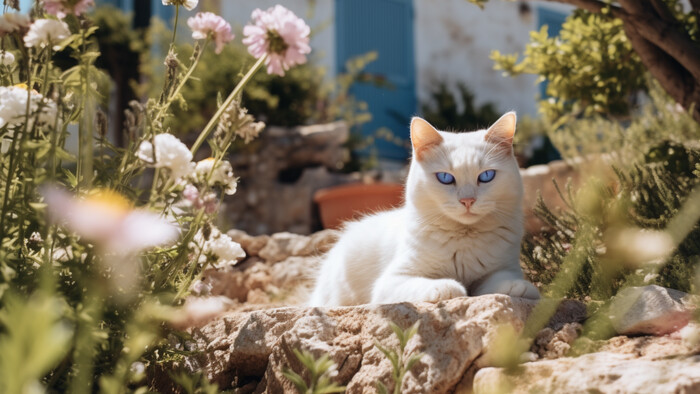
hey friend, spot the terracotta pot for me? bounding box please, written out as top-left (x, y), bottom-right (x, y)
top-left (313, 182), bottom-right (404, 229)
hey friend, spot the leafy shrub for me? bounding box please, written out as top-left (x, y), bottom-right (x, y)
top-left (169, 43), bottom-right (323, 133)
top-left (492, 9), bottom-right (647, 123)
top-left (420, 81), bottom-right (499, 132)
top-left (0, 2), bottom-right (311, 392)
top-left (521, 86), bottom-right (700, 299)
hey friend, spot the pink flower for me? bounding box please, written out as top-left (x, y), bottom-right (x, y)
top-left (42, 187), bottom-right (179, 253)
top-left (242, 5), bottom-right (311, 76)
top-left (43, 0), bottom-right (94, 19)
top-left (187, 12), bottom-right (234, 55)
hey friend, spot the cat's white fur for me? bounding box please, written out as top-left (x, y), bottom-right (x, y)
top-left (308, 112), bottom-right (539, 306)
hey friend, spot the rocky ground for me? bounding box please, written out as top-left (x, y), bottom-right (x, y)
top-left (159, 230), bottom-right (700, 393)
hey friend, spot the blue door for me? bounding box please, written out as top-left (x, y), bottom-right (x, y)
top-left (335, 0), bottom-right (416, 161)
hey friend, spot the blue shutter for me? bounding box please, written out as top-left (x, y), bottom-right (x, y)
top-left (152, 0), bottom-right (174, 24)
top-left (537, 7), bottom-right (568, 98)
top-left (336, 0), bottom-right (416, 161)
top-left (94, 1), bottom-right (172, 25)
top-left (95, 0), bottom-right (131, 12)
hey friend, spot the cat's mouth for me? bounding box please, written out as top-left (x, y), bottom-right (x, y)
top-left (458, 209), bottom-right (482, 223)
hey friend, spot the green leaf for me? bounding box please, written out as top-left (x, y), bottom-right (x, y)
top-left (0, 292), bottom-right (72, 394)
top-left (405, 353), bottom-right (424, 372)
top-left (374, 341), bottom-right (399, 369)
top-left (389, 322), bottom-right (406, 349)
top-left (317, 385), bottom-right (346, 394)
top-left (282, 368), bottom-right (309, 393)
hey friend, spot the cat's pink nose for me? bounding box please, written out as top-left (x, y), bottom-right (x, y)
top-left (460, 198), bottom-right (476, 210)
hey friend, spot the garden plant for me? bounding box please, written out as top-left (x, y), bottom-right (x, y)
top-left (0, 0), bottom-right (312, 391)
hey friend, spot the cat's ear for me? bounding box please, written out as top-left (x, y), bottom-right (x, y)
top-left (485, 111), bottom-right (516, 149)
top-left (411, 117), bottom-right (443, 161)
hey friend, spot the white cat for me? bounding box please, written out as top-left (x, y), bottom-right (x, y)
top-left (308, 112), bottom-right (539, 306)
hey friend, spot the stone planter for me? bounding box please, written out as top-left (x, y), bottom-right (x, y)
top-left (225, 121), bottom-right (357, 235)
top-left (313, 182), bottom-right (404, 229)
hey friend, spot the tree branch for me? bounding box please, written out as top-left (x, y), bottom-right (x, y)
top-left (530, 0), bottom-right (629, 19)
top-left (617, 0), bottom-right (700, 83)
top-left (691, 0), bottom-right (700, 13)
top-left (648, 0), bottom-right (676, 23)
top-left (536, 0), bottom-right (618, 14)
top-left (623, 22), bottom-right (700, 122)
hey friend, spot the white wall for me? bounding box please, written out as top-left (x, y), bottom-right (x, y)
top-left (414, 0), bottom-right (573, 116)
top-left (220, 0), bottom-right (573, 117)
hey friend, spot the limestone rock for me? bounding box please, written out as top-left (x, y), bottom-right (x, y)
top-left (258, 230), bottom-right (337, 263)
top-left (200, 231), bottom-right (338, 306)
top-left (184, 295), bottom-right (584, 393)
top-left (225, 122), bottom-right (357, 235)
top-left (609, 285), bottom-right (693, 336)
top-left (228, 230), bottom-right (270, 257)
top-left (257, 233), bottom-right (310, 263)
top-left (474, 352), bottom-right (700, 394)
top-left (532, 323), bottom-right (583, 359)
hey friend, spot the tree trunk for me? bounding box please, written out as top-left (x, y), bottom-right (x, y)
top-left (532, 0), bottom-right (700, 123)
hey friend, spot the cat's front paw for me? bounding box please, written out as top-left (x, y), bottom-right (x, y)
top-left (421, 279), bottom-right (467, 303)
top-left (493, 279), bottom-right (540, 299)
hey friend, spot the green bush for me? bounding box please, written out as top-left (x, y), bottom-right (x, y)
top-left (168, 43), bottom-right (323, 133)
top-left (521, 86), bottom-right (700, 299)
top-left (420, 81), bottom-right (499, 132)
top-left (492, 9), bottom-right (647, 123)
top-left (0, 2), bottom-right (309, 392)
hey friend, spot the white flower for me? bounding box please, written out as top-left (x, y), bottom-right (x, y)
top-left (137, 133), bottom-right (193, 180)
top-left (194, 158), bottom-right (237, 195)
top-left (0, 51), bottom-right (15, 65)
top-left (24, 19), bottom-right (71, 51)
top-left (0, 85), bottom-right (58, 131)
top-left (162, 0), bottom-right (198, 10)
top-left (0, 13), bottom-right (30, 36)
top-left (191, 225), bottom-right (245, 268)
top-left (42, 187), bottom-right (179, 253)
top-left (236, 120), bottom-right (265, 143)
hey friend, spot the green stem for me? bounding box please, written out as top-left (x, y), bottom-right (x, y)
top-left (0, 57), bottom-right (33, 235)
top-left (148, 167), bottom-right (161, 205)
top-left (155, 40), bottom-right (209, 122)
top-left (153, 209), bottom-right (205, 290)
top-left (190, 54), bottom-right (267, 155)
top-left (171, 5), bottom-right (180, 47)
top-left (77, 27), bottom-right (93, 190)
top-left (40, 47), bottom-right (51, 97)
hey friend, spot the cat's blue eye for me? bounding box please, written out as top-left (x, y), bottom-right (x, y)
top-left (436, 172), bottom-right (455, 185)
top-left (478, 170), bottom-right (496, 183)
